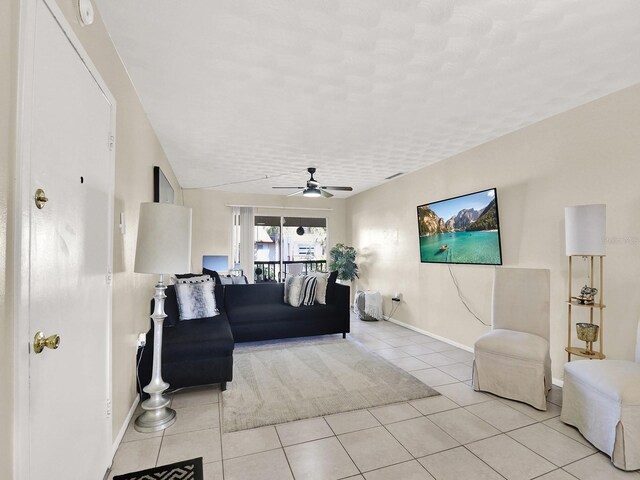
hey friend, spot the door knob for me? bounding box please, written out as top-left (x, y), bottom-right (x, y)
top-left (33, 331), bottom-right (60, 354)
top-left (35, 188), bottom-right (48, 209)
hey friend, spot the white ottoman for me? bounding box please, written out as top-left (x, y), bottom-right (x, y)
top-left (561, 360), bottom-right (640, 470)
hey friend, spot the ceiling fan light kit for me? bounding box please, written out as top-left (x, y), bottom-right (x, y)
top-left (303, 187), bottom-right (322, 197)
top-left (273, 167), bottom-right (353, 198)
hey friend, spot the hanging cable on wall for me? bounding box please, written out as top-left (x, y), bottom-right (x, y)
top-left (448, 264), bottom-right (490, 327)
top-left (385, 299), bottom-right (400, 320)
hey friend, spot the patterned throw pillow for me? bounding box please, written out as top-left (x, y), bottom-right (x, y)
top-left (300, 275), bottom-right (318, 306)
top-left (173, 274), bottom-right (212, 284)
top-left (308, 272), bottom-right (329, 304)
top-left (284, 275), bottom-right (304, 307)
top-left (175, 280), bottom-right (218, 320)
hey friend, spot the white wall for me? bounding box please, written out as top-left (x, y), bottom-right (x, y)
top-left (347, 83), bottom-right (640, 380)
top-left (183, 189), bottom-right (347, 273)
top-left (1, 1), bottom-right (184, 474)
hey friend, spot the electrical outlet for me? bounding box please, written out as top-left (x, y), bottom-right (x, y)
top-left (137, 332), bottom-right (146, 348)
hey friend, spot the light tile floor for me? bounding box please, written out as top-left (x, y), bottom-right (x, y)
top-left (108, 315), bottom-right (640, 480)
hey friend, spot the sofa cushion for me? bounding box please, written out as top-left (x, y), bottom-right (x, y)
top-left (474, 329), bottom-right (549, 362)
top-left (226, 283), bottom-right (286, 308)
top-left (162, 314), bottom-right (234, 361)
top-left (228, 302), bottom-right (338, 325)
top-left (564, 360), bottom-right (640, 405)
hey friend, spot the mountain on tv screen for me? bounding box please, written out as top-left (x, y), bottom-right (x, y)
top-left (417, 188), bottom-right (503, 265)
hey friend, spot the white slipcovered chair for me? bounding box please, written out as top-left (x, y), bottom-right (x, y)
top-left (561, 320), bottom-right (640, 471)
top-left (473, 267), bottom-right (551, 410)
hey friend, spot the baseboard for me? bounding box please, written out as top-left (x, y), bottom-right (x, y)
top-left (385, 317), bottom-right (566, 389)
top-left (112, 394), bottom-right (139, 459)
top-left (385, 316), bottom-right (474, 353)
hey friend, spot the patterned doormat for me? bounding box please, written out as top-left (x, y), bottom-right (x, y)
top-left (113, 457), bottom-right (203, 480)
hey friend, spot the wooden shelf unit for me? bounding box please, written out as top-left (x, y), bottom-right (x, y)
top-left (566, 255), bottom-right (605, 361)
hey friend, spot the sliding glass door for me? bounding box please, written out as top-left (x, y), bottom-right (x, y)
top-left (254, 216), bottom-right (327, 282)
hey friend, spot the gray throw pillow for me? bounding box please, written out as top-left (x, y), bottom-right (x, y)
top-left (284, 276), bottom-right (304, 307)
top-left (175, 281), bottom-right (218, 320)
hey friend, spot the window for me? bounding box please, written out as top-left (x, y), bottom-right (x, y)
top-left (253, 216), bottom-right (327, 282)
top-left (297, 245), bottom-right (315, 257)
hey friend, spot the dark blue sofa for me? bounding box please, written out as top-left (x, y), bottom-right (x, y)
top-left (137, 281), bottom-right (350, 394)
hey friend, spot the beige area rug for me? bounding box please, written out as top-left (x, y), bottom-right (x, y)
top-left (221, 338), bottom-right (439, 432)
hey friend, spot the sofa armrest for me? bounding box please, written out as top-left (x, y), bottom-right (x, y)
top-left (329, 283), bottom-right (351, 334)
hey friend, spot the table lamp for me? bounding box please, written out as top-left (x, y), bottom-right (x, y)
top-left (133, 202), bottom-right (192, 432)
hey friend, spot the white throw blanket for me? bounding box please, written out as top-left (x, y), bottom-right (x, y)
top-left (364, 291), bottom-right (383, 320)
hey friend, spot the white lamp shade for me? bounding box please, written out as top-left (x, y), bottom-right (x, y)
top-left (134, 202), bottom-right (192, 274)
top-left (565, 204), bottom-right (606, 256)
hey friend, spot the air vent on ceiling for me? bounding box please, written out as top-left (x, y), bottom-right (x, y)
top-left (385, 172), bottom-right (404, 180)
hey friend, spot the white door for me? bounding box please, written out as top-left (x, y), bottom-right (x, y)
top-left (27, 1), bottom-right (114, 478)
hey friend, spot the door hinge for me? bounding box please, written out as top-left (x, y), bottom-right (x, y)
top-left (106, 399), bottom-right (112, 417)
top-left (108, 134), bottom-right (115, 151)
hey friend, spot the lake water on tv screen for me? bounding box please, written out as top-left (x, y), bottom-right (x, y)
top-left (419, 231), bottom-right (501, 265)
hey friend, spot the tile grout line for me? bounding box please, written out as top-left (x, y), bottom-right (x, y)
top-left (361, 330), bottom-right (549, 480)
top-left (218, 391), bottom-right (225, 480)
top-left (459, 444), bottom-right (510, 480)
top-left (272, 431), bottom-right (296, 479)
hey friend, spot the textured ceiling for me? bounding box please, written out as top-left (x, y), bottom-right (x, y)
top-left (96, 0), bottom-right (640, 197)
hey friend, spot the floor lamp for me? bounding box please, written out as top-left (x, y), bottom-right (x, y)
top-left (134, 202), bottom-right (192, 432)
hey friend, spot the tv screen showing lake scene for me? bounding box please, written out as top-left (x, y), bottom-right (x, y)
top-left (417, 188), bottom-right (502, 265)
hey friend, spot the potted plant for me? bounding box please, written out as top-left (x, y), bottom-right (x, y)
top-left (329, 243), bottom-right (359, 282)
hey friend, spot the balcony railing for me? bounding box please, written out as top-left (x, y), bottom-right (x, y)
top-left (254, 260), bottom-right (327, 283)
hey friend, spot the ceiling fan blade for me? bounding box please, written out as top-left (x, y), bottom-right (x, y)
top-left (320, 190), bottom-right (334, 198)
top-left (287, 190), bottom-right (304, 197)
top-left (272, 186), bottom-right (305, 189)
top-left (320, 186), bottom-right (353, 191)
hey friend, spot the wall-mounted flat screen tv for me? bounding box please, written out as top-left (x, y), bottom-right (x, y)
top-left (417, 188), bottom-right (502, 265)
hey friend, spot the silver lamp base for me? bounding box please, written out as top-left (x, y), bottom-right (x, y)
top-left (134, 405), bottom-right (176, 433)
top-left (134, 275), bottom-right (176, 433)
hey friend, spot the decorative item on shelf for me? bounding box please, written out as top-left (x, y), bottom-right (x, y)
top-left (572, 285), bottom-right (598, 305)
top-left (564, 204), bottom-right (606, 361)
top-left (134, 202), bottom-right (192, 432)
top-left (576, 322), bottom-right (600, 356)
top-left (329, 243), bottom-right (359, 281)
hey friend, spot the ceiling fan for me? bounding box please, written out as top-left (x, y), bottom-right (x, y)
top-left (272, 168), bottom-right (353, 198)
